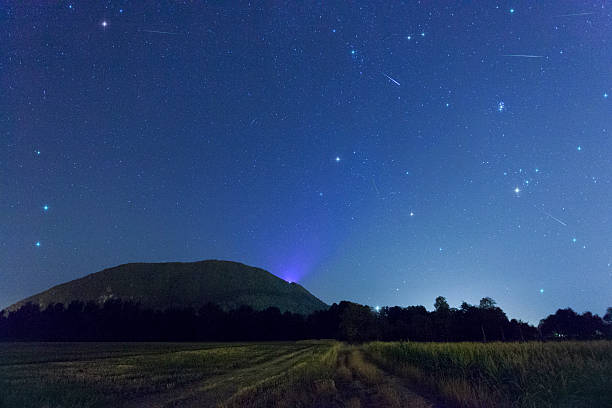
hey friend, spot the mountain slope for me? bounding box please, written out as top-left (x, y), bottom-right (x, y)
top-left (7, 260), bottom-right (327, 315)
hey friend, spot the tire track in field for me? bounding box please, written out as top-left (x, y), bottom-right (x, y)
top-left (334, 347), bottom-right (439, 408)
top-left (127, 344), bottom-right (318, 408)
top-left (0, 343), bottom-right (248, 367)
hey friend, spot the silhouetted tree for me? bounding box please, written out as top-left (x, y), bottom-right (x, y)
top-left (539, 308), bottom-right (606, 340)
top-left (337, 301), bottom-right (377, 343)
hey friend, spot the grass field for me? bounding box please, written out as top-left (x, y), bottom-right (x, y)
top-left (0, 341), bottom-right (610, 407)
top-left (364, 340), bottom-right (612, 408)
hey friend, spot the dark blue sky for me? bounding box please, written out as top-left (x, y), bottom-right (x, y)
top-left (2, 1), bottom-right (611, 323)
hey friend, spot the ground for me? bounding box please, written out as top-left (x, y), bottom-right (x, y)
top-left (3, 341), bottom-right (610, 407)
top-left (0, 341), bottom-right (438, 408)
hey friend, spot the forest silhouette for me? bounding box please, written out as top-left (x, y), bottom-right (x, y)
top-left (2, 296), bottom-right (610, 342)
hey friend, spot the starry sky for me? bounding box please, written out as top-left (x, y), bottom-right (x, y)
top-left (2, 1), bottom-right (611, 323)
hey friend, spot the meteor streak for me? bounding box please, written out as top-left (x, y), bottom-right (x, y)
top-left (140, 29), bottom-right (180, 35)
top-left (383, 73), bottom-right (401, 86)
top-left (534, 206), bottom-right (567, 227)
top-left (554, 12), bottom-right (594, 17)
top-left (502, 54), bottom-right (545, 58)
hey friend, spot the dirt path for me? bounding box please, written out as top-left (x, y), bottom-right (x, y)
top-left (334, 347), bottom-right (439, 408)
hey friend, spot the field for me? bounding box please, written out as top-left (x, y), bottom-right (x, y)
top-left (0, 341), bottom-right (610, 408)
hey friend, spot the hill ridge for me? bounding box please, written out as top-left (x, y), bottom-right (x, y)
top-left (7, 259), bottom-right (327, 315)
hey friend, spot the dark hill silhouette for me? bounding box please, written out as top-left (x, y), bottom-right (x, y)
top-left (7, 260), bottom-right (327, 315)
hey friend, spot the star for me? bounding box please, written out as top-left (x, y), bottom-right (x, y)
top-left (577, 145), bottom-right (582, 151)
top-left (572, 237), bottom-right (577, 243)
top-left (420, 32), bottom-right (425, 37)
top-left (410, 211), bottom-right (414, 217)
top-left (350, 50), bottom-right (356, 55)
top-left (510, 8), bottom-right (515, 14)
top-left (407, 35), bottom-right (412, 40)
top-left (539, 288), bottom-right (544, 294)
top-left (497, 101), bottom-right (505, 112)
top-left (604, 92), bottom-right (608, 99)
top-left (35, 241), bottom-right (41, 247)
top-left (101, 20), bottom-right (109, 28)
top-left (43, 205), bottom-right (49, 211)
top-left (514, 187), bottom-right (520, 194)
top-left (335, 156), bottom-right (341, 162)
top-left (35, 150), bottom-right (41, 155)
top-left (374, 306), bottom-right (381, 312)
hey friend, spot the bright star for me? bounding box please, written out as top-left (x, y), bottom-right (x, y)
top-left (577, 145), bottom-right (582, 151)
top-left (539, 288), bottom-right (544, 294)
top-left (101, 20), bottom-right (109, 27)
top-left (410, 212), bottom-right (414, 217)
top-left (374, 306), bottom-right (381, 312)
top-left (420, 32), bottom-right (425, 37)
top-left (497, 101), bottom-right (505, 112)
top-left (510, 8), bottom-right (515, 13)
top-left (572, 237), bottom-right (577, 243)
top-left (407, 35), bottom-right (412, 40)
top-left (35, 150), bottom-right (41, 155)
top-left (43, 205), bottom-right (49, 211)
top-left (514, 187), bottom-right (520, 194)
top-left (350, 49), bottom-right (356, 55)
top-left (335, 156), bottom-right (341, 162)
top-left (604, 93), bottom-right (608, 99)
top-left (35, 241), bottom-right (41, 247)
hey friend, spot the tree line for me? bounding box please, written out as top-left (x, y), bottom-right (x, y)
top-left (1, 296), bottom-right (610, 342)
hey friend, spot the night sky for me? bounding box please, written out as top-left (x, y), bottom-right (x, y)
top-left (3, 1), bottom-right (611, 323)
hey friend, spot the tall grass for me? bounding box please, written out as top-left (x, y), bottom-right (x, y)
top-left (363, 340), bottom-right (612, 408)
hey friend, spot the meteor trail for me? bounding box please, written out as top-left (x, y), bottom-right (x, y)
top-left (383, 73), bottom-right (401, 86)
top-left (502, 54), bottom-right (545, 58)
top-left (534, 206), bottom-right (567, 227)
top-left (140, 29), bottom-right (180, 35)
top-left (543, 211), bottom-right (567, 227)
top-left (554, 12), bottom-right (594, 17)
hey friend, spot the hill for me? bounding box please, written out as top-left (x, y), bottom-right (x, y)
top-left (6, 260), bottom-right (327, 315)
